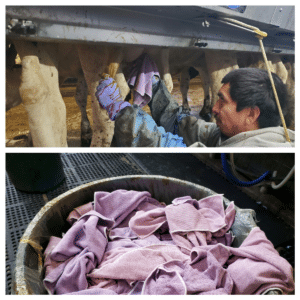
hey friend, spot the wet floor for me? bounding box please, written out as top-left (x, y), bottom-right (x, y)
top-left (6, 75), bottom-right (204, 147)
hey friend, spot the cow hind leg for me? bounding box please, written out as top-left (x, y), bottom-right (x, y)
top-left (14, 41), bottom-right (67, 147)
top-left (114, 66), bottom-right (130, 100)
top-left (196, 66), bottom-right (212, 122)
top-left (75, 74), bottom-right (92, 147)
top-left (77, 44), bottom-right (123, 147)
top-left (205, 50), bottom-right (239, 122)
top-left (180, 67), bottom-right (191, 110)
top-left (150, 48), bottom-right (173, 93)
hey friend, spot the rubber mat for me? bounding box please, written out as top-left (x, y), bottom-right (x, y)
top-left (5, 153), bottom-right (148, 295)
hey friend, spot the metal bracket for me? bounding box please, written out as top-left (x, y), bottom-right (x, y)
top-left (7, 19), bottom-right (36, 35)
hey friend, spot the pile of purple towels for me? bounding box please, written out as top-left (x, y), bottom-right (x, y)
top-left (43, 189), bottom-right (294, 295)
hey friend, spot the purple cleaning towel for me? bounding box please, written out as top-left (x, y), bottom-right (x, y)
top-left (127, 53), bottom-right (160, 107)
top-left (143, 250), bottom-right (234, 295)
top-left (189, 227), bottom-right (295, 295)
top-left (43, 190), bottom-right (294, 295)
top-left (226, 227), bottom-right (295, 294)
top-left (43, 211), bottom-right (114, 294)
top-left (89, 244), bottom-right (189, 284)
top-left (43, 190), bottom-right (164, 294)
top-left (66, 202), bottom-right (94, 225)
top-left (94, 189), bottom-right (164, 228)
top-left (143, 227), bottom-right (295, 295)
top-left (129, 194), bottom-right (235, 253)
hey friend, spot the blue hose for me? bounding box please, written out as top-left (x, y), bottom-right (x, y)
top-left (221, 153), bottom-right (272, 187)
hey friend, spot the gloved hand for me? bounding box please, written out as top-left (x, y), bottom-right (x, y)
top-left (95, 74), bottom-right (131, 121)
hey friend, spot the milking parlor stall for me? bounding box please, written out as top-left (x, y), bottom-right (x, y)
top-left (5, 6), bottom-right (295, 147)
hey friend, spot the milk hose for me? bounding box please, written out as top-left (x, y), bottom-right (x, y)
top-left (228, 153), bottom-right (294, 189)
top-left (271, 166), bottom-right (295, 189)
top-left (221, 153), bottom-right (271, 187)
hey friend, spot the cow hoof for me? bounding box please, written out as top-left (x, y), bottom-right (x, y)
top-left (81, 131), bottom-right (92, 147)
top-left (200, 113), bottom-right (211, 122)
top-left (182, 106), bottom-right (191, 114)
top-left (81, 138), bottom-right (92, 147)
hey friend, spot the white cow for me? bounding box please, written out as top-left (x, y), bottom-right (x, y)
top-left (170, 49), bottom-right (239, 122)
top-left (6, 40), bottom-right (92, 147)
top-left (7, 40), bottom-right (174, 147)
top-left (177, 50), bottom-right (294, 128)
top-left (7, 40), bottom-right (294, 148)
top-left (168, 48), bottom-right (210, 119)
top-left (9, 40), bottom-right (68, 147)
top-left (281, 56), bottom-right (295, 130)
top-left (77, 44), bottom-right (173, 147)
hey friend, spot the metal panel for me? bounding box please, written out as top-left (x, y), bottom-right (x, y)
top-left (270, 6), bottom-right (295, 31)
top-left (193, 5), bottom-right (295, 32)
top-left (6, 6), bottom-right (294, 54)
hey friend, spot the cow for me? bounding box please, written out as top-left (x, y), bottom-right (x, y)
top-left (236, 52), bottom-right (294, 129)
top-left (76, 43), bottom-right (175, 147)
top-left (172, 49), bottom-right (239, 122)
top-left (6, 40), bottom-right (174, 147)
top-left (176, 50), bottom-right (294, 128)
top-left (281, 55), bottom-right (295, 130)
top-left (6, 40), bottom-right (294, 148)
top-left (6, 40), bottom-right (93, 147)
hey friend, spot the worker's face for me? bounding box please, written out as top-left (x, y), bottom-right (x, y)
top-left (212, 83), bottom-right (251, 137)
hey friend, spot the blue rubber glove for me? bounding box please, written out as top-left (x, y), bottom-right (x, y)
top-left (172, 110), bottom-right (190, 135)
top-left (133, 107), bottom-right (187, 147)
top-left (95, 74), bottom-right (131, 121)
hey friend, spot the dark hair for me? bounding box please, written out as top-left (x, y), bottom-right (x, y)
top-left (221, 68), bottom-right (288, 128)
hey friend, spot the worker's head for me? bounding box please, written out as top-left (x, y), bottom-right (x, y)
top-left (212, 68), bottom-right (288, 137)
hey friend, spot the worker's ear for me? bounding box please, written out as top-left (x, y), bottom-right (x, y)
top-left (247, 106), bottom-right (260, 124)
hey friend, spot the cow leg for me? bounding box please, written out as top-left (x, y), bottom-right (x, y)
top-left (268, 54), bottom-right (288, 84)
top-left (150, 48), bottom-right (173, 93)
top-left (243, 52), bottom-right (293, 129)
top-left (77, 44), bottom-right (111, 147)
top-left (13, 40), bottom-right (67, 147)
top-left (6, 41), bottom-right (23, 111)
top-left (196, 66), bottom-right (211, 121)
top-left (205, 50), bottom-right (239, 122)
top-left (246, 53), bottom-right (288, 84)
top-left (160, 48), bottom-right (173, 93)
top-left (283, 60), bottom-right (295, 130)
top-left (179, 67), bottom-right (191, 110)
top-left (74, 73), bottom-right (92, 147)
top-left (269, 55), bottom-right (293, 129)
top-left (6, 65), bottom-right (22, 111)
top-left (77, 44), bottom-right (124, 147)
top-left (114, 66), bottom-right (130, 100)
top-left (6, 41), bottom-right (18, 70)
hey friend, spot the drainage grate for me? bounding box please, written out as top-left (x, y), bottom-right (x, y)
top-left (5, 153), bottom-right (148, 294)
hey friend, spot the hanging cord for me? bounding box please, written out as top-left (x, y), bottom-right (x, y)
top-left (221, 153), bottom-right (271, 187)
top-left (219, 17), bottom-right (291, 143)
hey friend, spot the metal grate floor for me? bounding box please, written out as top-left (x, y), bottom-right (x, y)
top-left (5, 153), bottom-right (148, 295)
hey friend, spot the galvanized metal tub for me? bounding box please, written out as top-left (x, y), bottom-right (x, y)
top-left (12, 175), bottom-right (258, 295)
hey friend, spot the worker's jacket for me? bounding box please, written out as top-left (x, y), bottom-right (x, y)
top-left (112, 79), bottom-right (295, 147)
